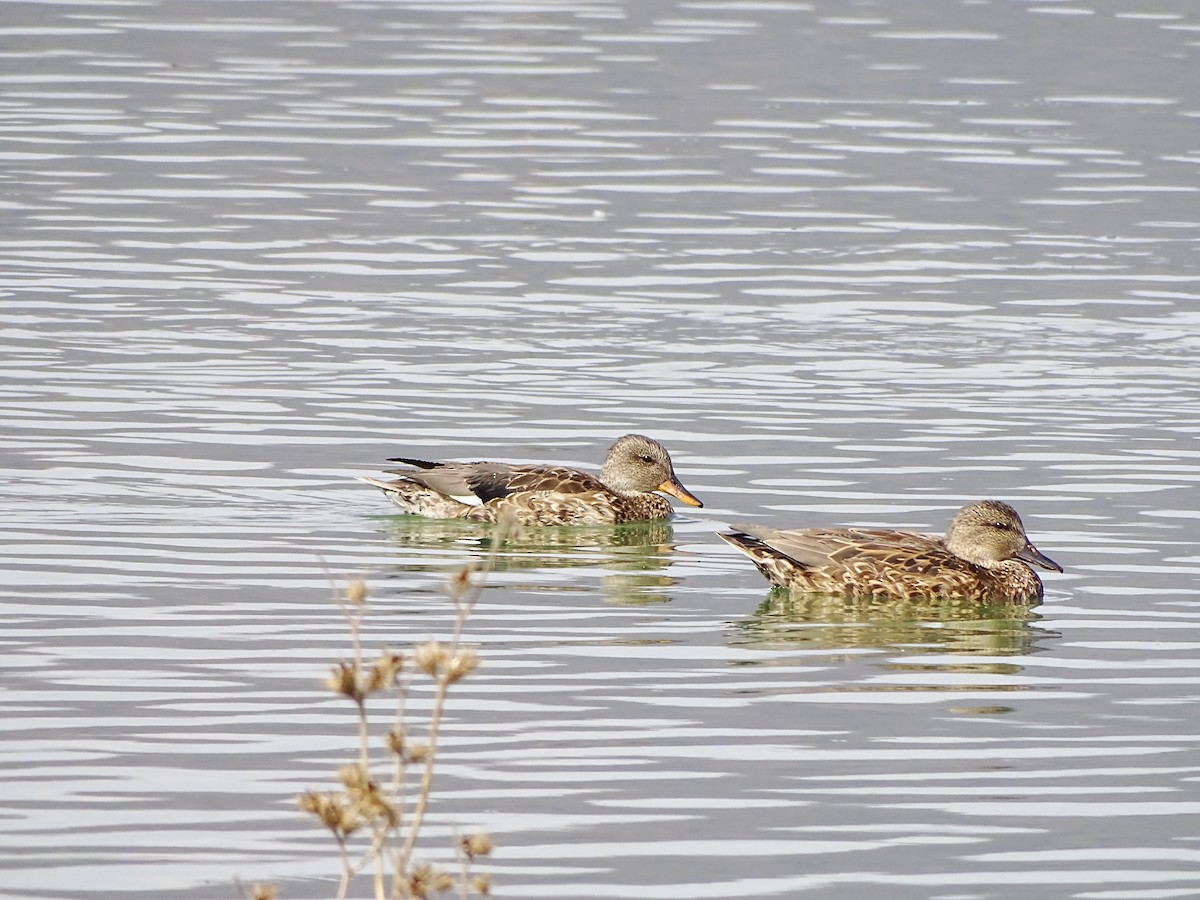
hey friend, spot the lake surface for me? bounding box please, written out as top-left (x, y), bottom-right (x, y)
top-left (3, 1), bottom-right (1200, 898)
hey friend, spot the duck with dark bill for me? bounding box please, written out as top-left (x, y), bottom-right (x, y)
top-left (719, 500), bottom-right (1062, 603)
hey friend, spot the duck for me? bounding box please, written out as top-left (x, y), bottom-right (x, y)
top-left (359, 434), bottom-right (703, 526)
top-left (718, 499), bottom-right (1062, 602)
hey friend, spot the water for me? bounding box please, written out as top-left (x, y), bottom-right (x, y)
top-left (2, 1), bottom-right (1200, 898)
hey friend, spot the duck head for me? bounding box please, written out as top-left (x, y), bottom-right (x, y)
top-left (944, 499), bottom-right (1062, 572)
top-left (601, 434), bottom-right (703, 507)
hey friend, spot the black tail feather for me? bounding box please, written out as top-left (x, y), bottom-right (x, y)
top-left (386, 457), bottom-right (442, 469)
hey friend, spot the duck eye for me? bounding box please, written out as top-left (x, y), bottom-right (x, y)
top-left (639, 454), bottom-right (656, 464)
top-left (990, 521), bottom-right (1010, 530)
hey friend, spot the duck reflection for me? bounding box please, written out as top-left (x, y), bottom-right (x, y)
top-left (373, 516), bottom-right (678, 605)
top-left (733, 589), bottom-right (1055, 666)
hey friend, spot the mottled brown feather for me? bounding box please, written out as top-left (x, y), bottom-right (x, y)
top-left (361, 434), bottom-right (700, 526)
top-left (720, 500), bottom-right (1061, 603)
top-left (468, 465), bottom-right (609, 500)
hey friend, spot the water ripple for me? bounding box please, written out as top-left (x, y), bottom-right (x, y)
top-left (3, 1), bottom-right (1200, 898)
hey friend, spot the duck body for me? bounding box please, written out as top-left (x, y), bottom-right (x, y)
top-left (359, 434), bottom-right (702, 527)
top-left (719, 500), bottom-right (1061, 603)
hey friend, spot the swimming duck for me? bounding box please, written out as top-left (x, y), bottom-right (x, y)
top-left (359, 434), bottom-right (703, 526)
top-left (718, 500), bottom-right (1061, 602)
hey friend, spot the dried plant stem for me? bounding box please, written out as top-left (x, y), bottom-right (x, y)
top-left (347, 609), bottom-right (371, 771)
top-left (290, 516), bottom-right (511, 900)
top-left (373, 846), bottom-right (386, 900)
top-left (391, 522), bottom-right (508, 896)
top-left (336, 838), bottom-right (352, 900)
top-left (394, 623), bottom-right (459, 878)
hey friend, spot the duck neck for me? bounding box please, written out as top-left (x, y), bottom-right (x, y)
top-left (599, 462), bottom-right (639, 496)
top-left (944, 534), bottom-right (993, 569)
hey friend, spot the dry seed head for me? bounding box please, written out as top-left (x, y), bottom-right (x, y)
top-left (325, 661), bottom-right (362, 703)
top-left (337, 765), bottom-right (399, 827)
top-left (471, 873), bottom-right (492, 895)
top-left (336, 805), bottom-right (362, 838)
top-left (431, 871), bottom-right (455, 893)
top-left (299, 790), bottom-right (352, 836)
top-left (406, 742), bottom-right (432, 764)
top-left (414, 640), bottom-right (448, 677)
top-left (349, 781), bottom-right (397, 827)
top-left (363, 793), bottom-right (398, 828)
top-left (406, 861), bottom-right (434, 899)
top-left (446, 646), bottom-right (478, 684)
top-left (448, 564), bottom-right (475, 600)
top-left (366, 650), bottom-right (403, 692)
top-left (337, 763), bottom-right (372, 794)
top-left (461, 832), bottom-right (494, 859)
top-left (385, 725), bottom-right (405, 757)
top-left (297, 789), bottom-right (324, 816)
top-left (247, 883), bottom-right (278, 900)
top-left (345, 577), bottom-right (367, 608)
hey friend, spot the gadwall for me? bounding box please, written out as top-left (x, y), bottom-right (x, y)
top-left (360, 434), bottom-right (703, 526)
top-left (719, 500), bottom-right (1061, 602)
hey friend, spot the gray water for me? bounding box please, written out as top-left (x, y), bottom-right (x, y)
top-left (3, 1), bottom-right (1200, 898)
